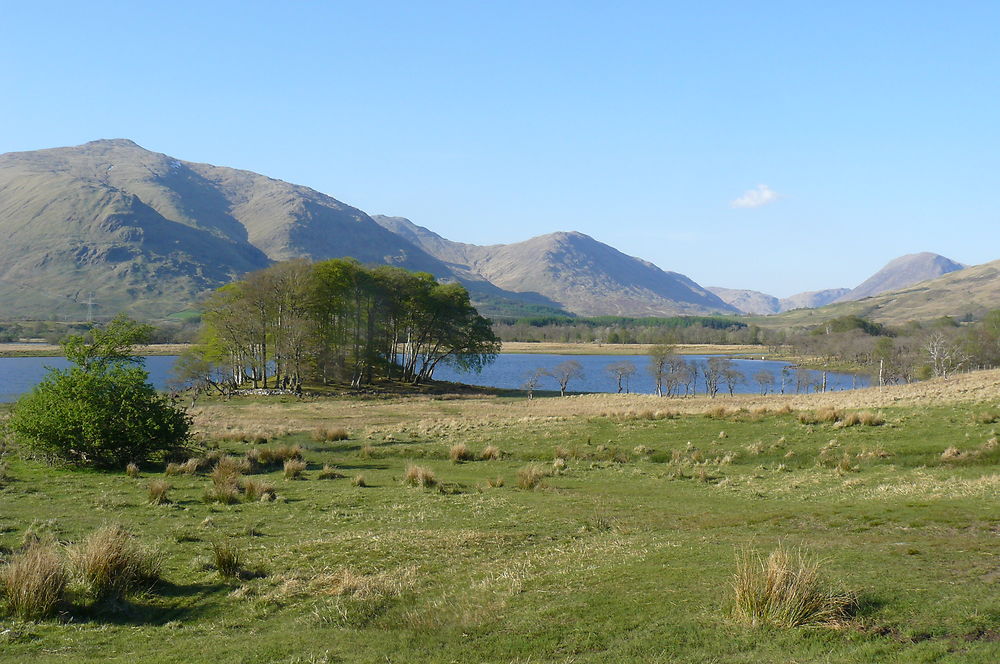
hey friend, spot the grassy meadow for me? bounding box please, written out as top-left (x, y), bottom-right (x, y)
top-left (1, 374), bottom-right (999, 662)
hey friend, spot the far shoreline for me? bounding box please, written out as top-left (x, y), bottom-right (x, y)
top-left (0, 341), bottom-right (768, 359)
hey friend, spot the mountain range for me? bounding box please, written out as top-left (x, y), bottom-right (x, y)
top-left (0, 139), bottom-right (992, 324)
top-left (708, 253), bottom-right (968, 315)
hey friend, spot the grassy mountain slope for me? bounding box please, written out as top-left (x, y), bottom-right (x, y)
top-left (373, 216), bottom-right (736, 317)
top-left (0, 141), bottom-right (476, 318)
top-left (758, 259), bottom-right (1000, 327)
top-left (834, 252), bottom-right (965, 303)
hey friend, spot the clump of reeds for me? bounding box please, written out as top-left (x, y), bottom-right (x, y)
top-left (449, 443), bottom-right (473, 463)
top-left (312, 426), bottom-right (349, 442)
top-left (517, 465), bottom-right (546, 490)
top-left (486, 476), bottom-right (505, 488)
top-left (318, 464), bottom-right (344, 479)
top-left (352, 474), bottom-right (367, 487)
top-left (403, 464), bottom-right (437, 488)
top-left (125, 462), bottom-right (140, 478)
top-left (241, 477), bottom-right (276, 501)
top-left (1, 543), bottom-right (68, 620)
top-left (164, 462), bottom-right (183, 476)
top-left (480, 445), bottom-right (502, 460)
top-left (69, 525), bottom-right (160, 598)
top-left (732, 545), bottom-right (856, 627)
top-left (147, 479), bottom-right (172, 505)
top-left (283, 458), bottom-right (307, 479)
top-left (210, 538), bottom-right (243, 578)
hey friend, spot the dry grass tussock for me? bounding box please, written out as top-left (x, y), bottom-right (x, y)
top-left (241, 477), bottom-right (276, 501)
top-left (125, 462), bottom-right (140, 478)
top-left (480, 445), bottom-right (502, 460)
top-left (449, 443), bottom-right (473, 463)
top-left (284, 458), bottom-right (307, 479)
top-left (69, 524), bottom-right (160, 598)
top-left (147, 479), bottom-right (172, 505)
top-left (211, 538), bottom-right (243, 578)
top-left (318, 464), bottom-right (344, 480)
top-left (732, 545), bottom-right (856, 628)
top-left (517, 464), bottom-right (546, 490)
top-left (403, 465), bottom-right (437, 488)
top-left (1, 543), bottom-right (68, 619)
top-left (312, 426), bottom-right (349, 442)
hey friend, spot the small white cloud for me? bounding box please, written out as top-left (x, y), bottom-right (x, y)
top-left (731, 184), bottom-right (781, 209)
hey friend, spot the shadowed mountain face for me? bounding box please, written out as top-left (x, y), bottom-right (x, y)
top-left (372, 216), bottom-right (736, 317)
top-left (834, 252), bottom-right (965, 303)
top-left (0, 140), bottom-right (733, 319)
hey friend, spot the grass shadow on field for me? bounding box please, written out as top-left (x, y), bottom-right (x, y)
top-left (72, 580), bottom-right (229, 626)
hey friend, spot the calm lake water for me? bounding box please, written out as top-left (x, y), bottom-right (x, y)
top-left (433, 354), bottom-right (869, 394)
top-left (0, 353), bottom-right (868, 402)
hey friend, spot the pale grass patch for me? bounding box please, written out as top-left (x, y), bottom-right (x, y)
top-left (864, 471), bottom-right (1000, 499)
top-left (940, 445), bottom-right (965, 461)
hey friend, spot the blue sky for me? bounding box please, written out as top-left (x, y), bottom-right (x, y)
top-left (3, 1), bottom-right (998, 297)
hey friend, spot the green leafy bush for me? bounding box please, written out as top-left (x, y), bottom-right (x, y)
top-left (8, 316), bottom-right (190, 467)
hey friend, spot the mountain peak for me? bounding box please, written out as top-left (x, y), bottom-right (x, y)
top-left (81, 138), bottom-right (144, 149)
top-left (835, 252), bottom-right (965, 303)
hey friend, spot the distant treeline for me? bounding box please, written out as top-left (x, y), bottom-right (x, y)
top-left (492, 315), bottom-right (758, 345)
top-left (182, 259), bottom-right (499, 390)
top-left (784, 312), bottom-right (1000, 383)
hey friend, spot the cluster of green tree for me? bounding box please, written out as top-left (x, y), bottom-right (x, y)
top-left (493, 316), bottom-right (756, 345)
top-left (184, 259), bottom-right (500, 391)
top-left (786, 312), bottom-right (1000, 384)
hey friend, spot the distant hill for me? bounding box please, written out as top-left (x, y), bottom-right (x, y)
top-left (763, 259), bottom-right (1000, 327)
top-left (373, 216), bottom-right (736, 317)
top-left (707, 286), bottom-right (850, 315)
top-left (0, 140), bottom-right (733, 320)
top-left (707, 287), bottom-right (781, 315)
top-left (779, 288), bottom-right (851, 311)
top-left (834, 252), bottom-right (965, 303)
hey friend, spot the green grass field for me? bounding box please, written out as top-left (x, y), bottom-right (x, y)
top-left (1, 394), bottom-right (999, 663)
